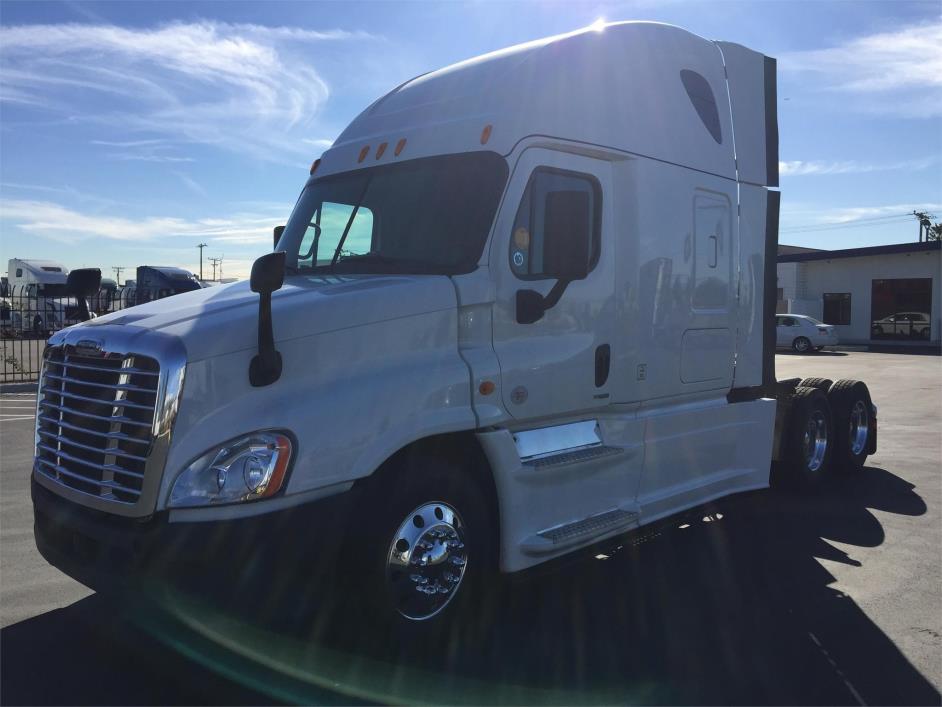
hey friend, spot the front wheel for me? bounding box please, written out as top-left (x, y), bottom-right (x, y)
top-left (792, 336), bottom-right (812, 353)
top-left (346, 455), bottom-right (494, 632)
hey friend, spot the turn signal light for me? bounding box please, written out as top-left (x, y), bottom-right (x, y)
top-left (358, 146), bottom-right (370, 163)
top-left (395, 138), bottom-right (407, 156)
top-left (480, 124), bottom-right (493, 145)
top-left (376, 142), bottom-right (388, 159)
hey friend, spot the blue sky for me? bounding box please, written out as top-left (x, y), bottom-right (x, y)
top-left (1, 0), bottom-right (940, 280)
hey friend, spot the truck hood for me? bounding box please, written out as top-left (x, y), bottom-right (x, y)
top-left (84, 274), bottom-right (458, 361)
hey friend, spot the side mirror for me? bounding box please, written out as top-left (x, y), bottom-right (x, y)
top-left (66, 268), bottom-right (102, 322)
top-left (542, 190), bottom-right (591, 281)
top-left (67, 268), bottom-right (102, 298)
top-left (250, 251), bottom-right (286, 295)
top-left (273, 225), bottom-right (285, 250)
top-left (249, 251), bottom-right (286, 387)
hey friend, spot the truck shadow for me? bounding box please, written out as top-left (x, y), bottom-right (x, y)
top-left (2, 466), bottom-right (938, 705)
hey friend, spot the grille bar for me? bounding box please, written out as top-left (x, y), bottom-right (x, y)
top-left (36, 414), bottom-right (151, 445)
top-left (45, 358), bottom-right (159, 377)
top-left (37, 429), bottom-right (149, 462)
top-left (35, 458), bottom-right (142, 497)
top-left (44, 387), bottom-right (155, 411)
top-left (36, 443), bottom-right (146, 479)
top-left (42, 371), bottom-right (158, 396)
top-left (38, 400), bottom-right (154, 428)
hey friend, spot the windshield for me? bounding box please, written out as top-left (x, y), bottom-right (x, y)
top-left (279, 152), bottom-right (508, 275)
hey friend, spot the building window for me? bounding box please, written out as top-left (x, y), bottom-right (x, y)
top-left (871, 278), bottom-right (932, 341)
top-left (823, 293), bottom-right (851, 325)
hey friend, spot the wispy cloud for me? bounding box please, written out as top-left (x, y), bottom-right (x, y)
top-left (779, 156), bottom-right (938, 177)
top-left (0, 21), bottom-right (375, 161)
top-left (1, 198), bottom-right (285, 245)
top-left (781, 20), bottom-right (942, 117)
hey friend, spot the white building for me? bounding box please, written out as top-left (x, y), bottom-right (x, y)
top-left (777, 241), bottom-right (941, 346)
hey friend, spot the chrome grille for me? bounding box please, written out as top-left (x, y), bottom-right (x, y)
top-left (35, 346), bottom-right (160, 505)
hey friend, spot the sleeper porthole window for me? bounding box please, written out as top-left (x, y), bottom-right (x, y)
top-left (680, 69), bottom-right (723, 144)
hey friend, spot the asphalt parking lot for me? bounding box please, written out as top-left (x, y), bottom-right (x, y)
top-left (1, 352), bottom-right (940, 705)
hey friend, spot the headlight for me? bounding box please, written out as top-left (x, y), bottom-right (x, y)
top-left (169, 431), bottom-right (292, 508)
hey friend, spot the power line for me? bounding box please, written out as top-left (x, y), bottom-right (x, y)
top-left (780, 212), bottom-right (914, 231)
top-left (780, 214), bottom-right (914, 235)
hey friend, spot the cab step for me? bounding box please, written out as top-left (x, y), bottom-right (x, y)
top-left (520, 507), bottom-right (639, 555)
top-left (523, 444), bottom-right (623, 468)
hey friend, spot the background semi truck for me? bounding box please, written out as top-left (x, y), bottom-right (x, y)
top-left (6, 258), bottom-right (82, 335)
top-left (32, 22), bottom-right (875, 630)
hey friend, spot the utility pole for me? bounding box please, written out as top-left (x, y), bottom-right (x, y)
top-left (112, 266), bottom-right (124, 285)
top-left (197, 243), bottom-right (208, 280)
top-left (913, 211), bottom-right (933, 243)
top-left (209, 256), bottom-right (223, 281)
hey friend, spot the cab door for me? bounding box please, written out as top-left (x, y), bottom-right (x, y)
top-left (490, 149), bottom-right (615, 421)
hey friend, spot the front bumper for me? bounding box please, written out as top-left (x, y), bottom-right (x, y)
top-left (32, 477), bottom-right (354, 595)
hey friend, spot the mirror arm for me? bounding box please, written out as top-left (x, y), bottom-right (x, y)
top-left (541, 278), bottom-right (572, 310)
top-left (249, 291), bottom-right (282, 386)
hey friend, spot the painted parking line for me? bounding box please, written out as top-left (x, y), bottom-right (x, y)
top-left (0, 416), bottom-right (35, 422)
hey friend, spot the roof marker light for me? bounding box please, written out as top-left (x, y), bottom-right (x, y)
top-left (375, 142), bottom-right (388, 159)
top-left (394, 138), bottom-right (407, 156)
top-left (309, 158), bottom-right (321, 175)
top-left (358, 146), bottom-right (370, 163)
top-left (480, 124), bottom-right (493, 145)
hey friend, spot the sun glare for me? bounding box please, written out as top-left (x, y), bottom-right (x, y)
top-left (589, 18), bottom-right (606, 33)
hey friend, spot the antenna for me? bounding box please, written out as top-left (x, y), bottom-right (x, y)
top-left (197, 243), bottom-right (208, 280)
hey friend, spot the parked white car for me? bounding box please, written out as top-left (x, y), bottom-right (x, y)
top-left (776, 314), bottom-right (838, 352)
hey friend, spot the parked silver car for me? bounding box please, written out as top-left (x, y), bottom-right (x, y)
top-left (776, 314), bottom-right (838, 352)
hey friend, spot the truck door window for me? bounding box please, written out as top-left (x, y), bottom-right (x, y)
top-left (509, 168), bottom-right (600, 279)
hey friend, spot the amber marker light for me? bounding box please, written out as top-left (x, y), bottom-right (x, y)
top-left (358, 146), bottom-right (370, 163)
top-left (257, 434), bottom-right (293, 499)
top-left (479, 380), bottom-right (496, 396)
top-left (310, 158), bottom-right (321, 175)
top-left (394, 138), bottom-right (407, 156)
top-left (480, 124), bottom-right (493, 145)
top-left (375, 142), bottom-right (388, 159)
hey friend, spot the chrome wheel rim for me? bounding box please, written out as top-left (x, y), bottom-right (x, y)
top-left (385, 502), bottom-right (468, 621)
top-left (803, 410), bottom-right (828, 472)
top-left (849, 400), bottom-right (869, 455)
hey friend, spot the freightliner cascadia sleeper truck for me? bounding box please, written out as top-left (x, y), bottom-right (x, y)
top-left (32, 22), bottom-right (876, 630)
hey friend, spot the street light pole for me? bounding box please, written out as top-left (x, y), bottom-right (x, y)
top-left (197, 243), bottom-right (207, 280)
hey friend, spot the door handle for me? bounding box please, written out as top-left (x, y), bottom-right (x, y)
top-left (709, 235), bottom-right (718, 268)
top-left (595, 344), bottom-right (611, 388)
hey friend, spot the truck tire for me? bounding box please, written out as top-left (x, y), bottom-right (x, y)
top-left (798, 377), bottom-right (833, 392)
top-left (781, 386), bottom-right (834, 488)
top-left (792, 336), bottom-right (812, 353)
top-left (827, 379), bottom-right (873, 471)
top-left (346, 455), bottom-right (494, 634)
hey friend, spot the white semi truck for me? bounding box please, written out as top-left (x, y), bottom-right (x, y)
top-left (6, 258), bottom-right (82, 335)
top-left (32, 22), bottom-right (875, 630)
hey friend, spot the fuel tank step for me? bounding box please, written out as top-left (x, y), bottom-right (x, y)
top-left (520, 507), bottom-right (639, 555)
